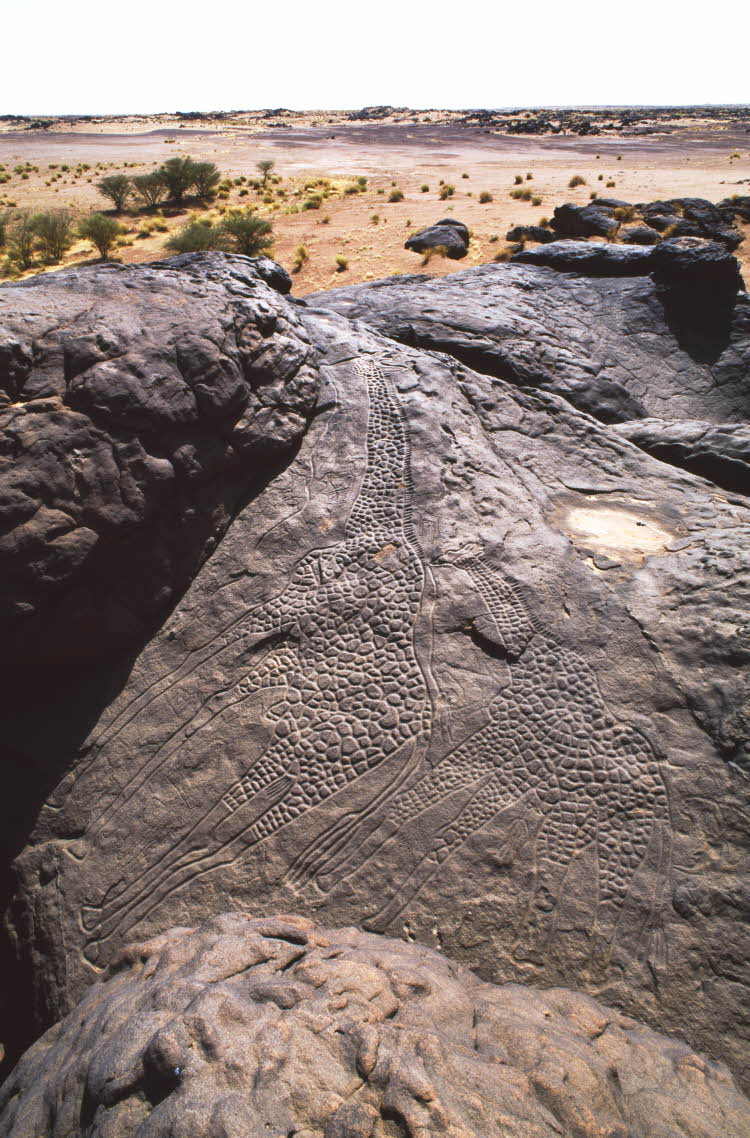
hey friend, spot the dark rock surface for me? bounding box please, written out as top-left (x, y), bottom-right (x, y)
top-left (505, 224), bottom-right (556, 244)
top-left (404, 219), bottom-right (470, 259)
top-left (0, 252), bottom-right (316, 700)
top-left (4, 913), bottom-right (750, 1138)
top-left (550, 203), bottom-right (619, 238)
top-left (307, 258), bottom-right (750, 425)
top-left (620, 225), bottom-right (662, 245)
top-left (511, 239), bottom-right (655, 276)
top-left (2, 254), bottom-right (750, 1098)
top-left (612, 418), bottom-right (750, 495)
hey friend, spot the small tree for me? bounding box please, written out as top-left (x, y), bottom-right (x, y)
top-left (79, 213), bottom-right (123, 259)
top-left (165, 219), bottom-right (225, 253)
top-left (256, 160), bottom-right (275, 187)
top-left (131, 172), bottom-right (168, 208)
top-left (218, 210), bottom-right (273, 256)
top-left (30, 210), bottom-right (75, 262)
top-left (0, 209), bottom-right (12, 248)
top-left (192, 162), bottom-right (221, 199)
top-left (7, 213), bottom-right (36, 269)
top-left (96, 174), bottom-right (132, 211)
top-left (158, 156), bottom-right (200, 204)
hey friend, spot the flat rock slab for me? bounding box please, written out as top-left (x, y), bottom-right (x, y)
top-left (305, 259), bottom-right (750, 426)
top-left (3, 913), bottom-right (749, 1138)
top-left (3, 257), bottom-right (750, 1095)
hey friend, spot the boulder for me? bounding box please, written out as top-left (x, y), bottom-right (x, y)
top-left (549, 203), bottom-right (619, 238)
top-left (505, 224), bottom-right (556, 243)
top-left (3, 255), bottom-right (750, 1097)
top-left (3, 914), bottom-right (749, 1138)
top-left (718, 195), bottom-right (750, 223)
top-left (613, 418), bottom-right (750, 495)
top-left (405, 218), bottom-right (469, 259)
top-left (511, 239), bottom-right (653, 275)
top-left (638, 198), bottom-right (744, 250)
top-left (651, 236), bottom-right (744, 294)
top-left (620, 225), bottom-right (662, 245)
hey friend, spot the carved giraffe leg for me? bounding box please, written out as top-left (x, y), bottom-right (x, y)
top-left (365, 771), bottom-right (529, 933)
top-left (291, 724), bottom-right (507, 889)
top-left (589, 812), bottom-right (658, 969)
top-left (513, 800), bottom-right (599, 964)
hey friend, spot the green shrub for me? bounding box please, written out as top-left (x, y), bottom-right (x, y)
top-left (510, 188), bottom-right (533, 201)
top-left (531, 195), bottom-right (542, 206)
top-left (219, 210), bottom-right (274, 256)
top-left (438, 184), bottom-right (454, 200)
top-left (131, 172), bottom-right (168, 208)
top-left (357, 177), bottom-right (367, 189)
top-left (0, 209), bottom-right (11, 249)
top-left (420, 184), bottom-right (429, 193)
top-left (302, 195), bottom-right (322, 210)
top-left (335, 254), bottom-right (348, 271)
top-left (479, 191), bottom-right (493, 203)
top-left (30, 210), bottom-right (75, 262)
top-left (514, 174), bottom-right (523, 185)
top-left (78, 213), bottom-right (123, 259)
top-left (166, 219), bottom-right (223, 252)
top-left (6, 213), bottom-right (36, 269)
top-left (388, 189), bottom-right (404, 202)
top-left (370, 213), bottom-right (380, 225)
top-left (158, 156), bottom-right (201, 204)
top-left (96, 174), bottom-right (131, 211)
top-left (192, 162), bottom-right (221, 198)
top-left (568, 175), bottom-right (586, 188)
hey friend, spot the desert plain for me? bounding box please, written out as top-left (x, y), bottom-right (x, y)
top-left (1, 105), bottom-right (749, 289)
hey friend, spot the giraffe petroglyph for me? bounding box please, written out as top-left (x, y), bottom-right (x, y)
top-left (295, 542), bottom-right (672, 962)
top-left (80, 358), bottom-right (432, 961)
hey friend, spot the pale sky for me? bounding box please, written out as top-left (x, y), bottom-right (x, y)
top-left (2, 0), bottom-right (748, 115)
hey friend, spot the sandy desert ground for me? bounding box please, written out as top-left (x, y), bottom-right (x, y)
top-left (1, 110), bottom-right (749, 291)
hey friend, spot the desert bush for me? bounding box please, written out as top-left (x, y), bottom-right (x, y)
top-left (335, 255), bottom-right (348, 271)
top-left (493, 247), bottom-right (514, 262)
top-left (165, 218), bottom-right (224, 253)
top-left (357, 176), bottom-right (367, 190)
top-left (78, 213), bottom-right (123, 259)
top-left (568, 175), bottom-right (586, 188)
top-left (489, 234), bottom-right (499, 243)
top-left (256, 160), bottom-right (275, 187)
top-left (6, 213), bottom-right (36, 269)
top-left (420, 184), bottom-right (429, 192)
top-left (388, 189), bottom-right (404, 202)
top-left (510, 188), bottom-right (533, 201)
top-left (514, 175), bottom-right (523, 185)
top-left (96, 174), bottom-right (131, 211)
top-left (131, 172), bottom-right (168, 208)
top-left (597, 174), bottom-right (604, 181)
top-left (158, 156), bottom-right (201, 204)
top-left (613, 206), bottom-right (635, 222)
top-left (606, 180), bottom-right (616, 188)
top-left (30, 210), bottom-right (75, 262)
top-left (292, 244), bottom-right (308, 272)
top-left (438, 185), bottom-right (454, 200)
top-left (590, 192), bottom-right (598, 200)
top-left (531, 195), bottom-right (542, 206)
top-left (539, 216), bottom-right (550, 227)
top-left (370, 213), bottom-right (380, 225)
top-left (319, 215), bottom-right (330, 224)
top-left (0, 209), bottom-right (11, 248)
top-left (421, 244), bottom-right (449, 265)
top-left (302, 196), bottom-right (322, 210)
top-left (192, 162), bottom-right (221, 198)
top-left (219, 210), bottom-right (273, 256)
top-left (479, 191), bottom-right (493, 203)
top-left (462, 172), bottom-right (469, 179)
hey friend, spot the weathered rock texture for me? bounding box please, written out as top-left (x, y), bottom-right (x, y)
top-left (3, 913), bottom-right (750, 1138)
top-left (2, 254), bottom-right (750, 1096)
top-left (0, 253), bottom-right (316, 698)
top-left (306, 254), bottom-right (750, 425)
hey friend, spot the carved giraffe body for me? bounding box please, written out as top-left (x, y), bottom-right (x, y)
top-left (80, 359), bottom-right (432, 960)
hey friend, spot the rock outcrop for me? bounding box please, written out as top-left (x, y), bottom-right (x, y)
top-left (3, 913), bottom-right (750, 1138)
top-left (0, 253), bottom-right (316, 699)
top-left (404, 219), bottom-right (470, 259)
top-left (2, 253), bottom-right (749, 1098)
top-left (612, 418), bottom-right (750, 495)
